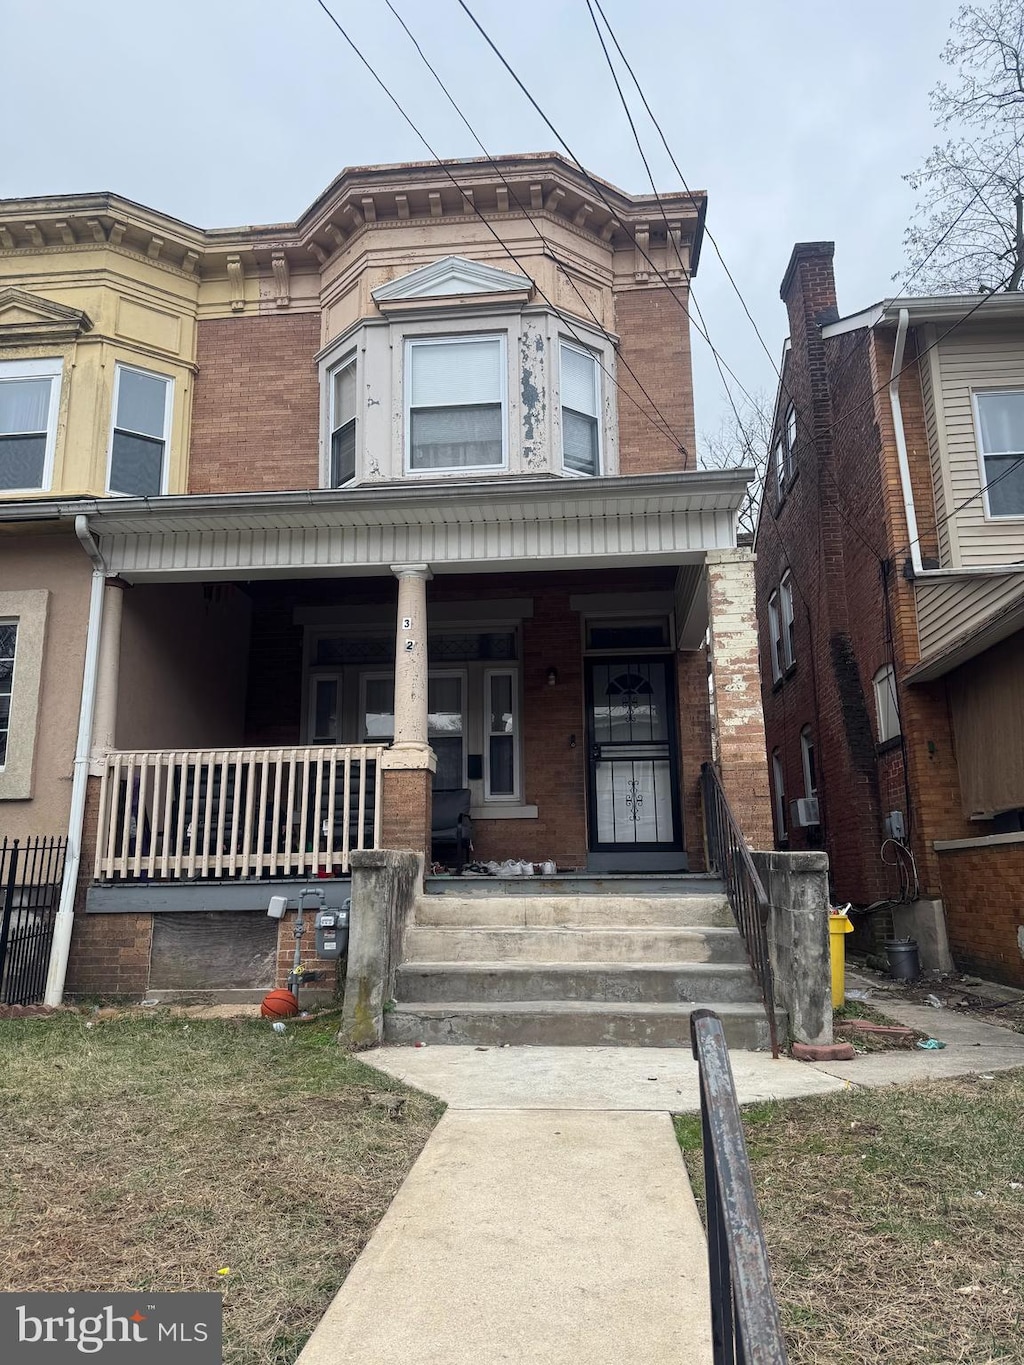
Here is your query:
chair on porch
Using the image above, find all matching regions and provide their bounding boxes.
[431,788,473,874]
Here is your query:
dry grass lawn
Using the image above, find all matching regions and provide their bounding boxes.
[677,1069,1024,1364]
[0,1012,442,1364]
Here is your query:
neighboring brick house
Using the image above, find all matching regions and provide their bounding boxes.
[755,241,1024,987]
[0,154,771,1002]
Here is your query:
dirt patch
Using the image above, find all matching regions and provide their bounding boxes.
[0,1013,443,1364]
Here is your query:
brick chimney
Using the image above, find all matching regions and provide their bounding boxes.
[780,241,838,338]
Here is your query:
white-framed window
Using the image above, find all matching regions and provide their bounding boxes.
[107,363,172,497]
[767,590,783,682]
[973,389,1024,518]
[775,403,797,497]
[329,354,357,487]
[308,674,342,743]
[0,357,62,493]
[780,571,796,668]
[405,334,506,473]
[0,620,16,769]
[560,340,600,476]
[771,748,787,844]
[873,664,901,743]
[800,725,817,798]
[484,668,520,801]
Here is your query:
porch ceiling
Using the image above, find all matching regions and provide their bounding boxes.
[19,471,750,580]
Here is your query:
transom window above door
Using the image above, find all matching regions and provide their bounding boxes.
[406,335,506,472]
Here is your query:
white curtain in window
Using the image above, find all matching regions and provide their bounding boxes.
[0,378,51,434]
[411,338,501,407]
[977,392,1024,453]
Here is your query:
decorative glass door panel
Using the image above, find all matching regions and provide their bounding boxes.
[586,658,682,851]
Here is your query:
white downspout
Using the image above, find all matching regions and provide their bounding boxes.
[888,307,924,576]
[44,516,107,1007]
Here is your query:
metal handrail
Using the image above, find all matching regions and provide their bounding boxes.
[700,762,779,1058]
[691,1009,789,1365]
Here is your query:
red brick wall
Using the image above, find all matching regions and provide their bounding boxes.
[275,910,341,994]
[64,913,153,998]
[614,286,695,474]
[381,767,432,860]
[937,844,1024,986]
[188,314,321,494]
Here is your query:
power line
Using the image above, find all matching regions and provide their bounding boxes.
[581,0,752,443]
[455,0,765,417]
[378,0,689,454]
[311,0,688,455]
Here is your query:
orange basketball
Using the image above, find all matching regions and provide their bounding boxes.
[260,989,299,1019]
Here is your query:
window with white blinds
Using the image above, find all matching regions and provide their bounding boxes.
[560,341,600,475]
[407,335,505,471]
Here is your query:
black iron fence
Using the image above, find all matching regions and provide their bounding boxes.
[700,762,779,1058]
[0,837,67,1006]
[691,1009,789,1364]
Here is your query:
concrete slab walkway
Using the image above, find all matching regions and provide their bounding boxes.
[297,1108,713,1365]
[297,1006,1024,1365]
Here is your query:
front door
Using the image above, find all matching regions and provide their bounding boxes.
[585,657,684,866]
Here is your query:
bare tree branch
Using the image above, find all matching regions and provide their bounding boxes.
[698,391,771,540]
[901,2,1024,292]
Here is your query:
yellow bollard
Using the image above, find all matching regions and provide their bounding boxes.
[829,910,854,1008]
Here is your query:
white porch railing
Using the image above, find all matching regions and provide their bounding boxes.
[93,746,385,881]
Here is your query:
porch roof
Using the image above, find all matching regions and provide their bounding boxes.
[6,470,750,579]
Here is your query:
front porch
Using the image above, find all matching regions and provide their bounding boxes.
[60,473,771,1000]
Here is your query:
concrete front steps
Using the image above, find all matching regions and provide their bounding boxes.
[386,876,784,1050]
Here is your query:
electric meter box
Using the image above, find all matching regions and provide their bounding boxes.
[314,904,350,959]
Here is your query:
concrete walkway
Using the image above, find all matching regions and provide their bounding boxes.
[297,1009,1024,1365]
[298,1108,713,1365]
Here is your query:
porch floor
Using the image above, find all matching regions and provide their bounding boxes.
[424,872,725,897]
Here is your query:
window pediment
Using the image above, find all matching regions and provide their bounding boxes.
[372,255,533,311]
[0,288,93,345]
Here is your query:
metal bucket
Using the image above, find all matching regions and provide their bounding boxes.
[885,938,920,981]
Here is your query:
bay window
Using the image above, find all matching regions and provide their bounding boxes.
[560,341,600,475]
[406,335,505,471]
[107,364,172,497]
[330,356,357,486]
[0,358,61,492]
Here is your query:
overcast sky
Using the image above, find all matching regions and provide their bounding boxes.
[1,0,960,441]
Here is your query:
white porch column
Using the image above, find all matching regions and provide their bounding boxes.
[390,563,433,761]
[89,577,125,774]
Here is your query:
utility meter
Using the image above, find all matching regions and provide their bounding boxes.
[315,902,350,959]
